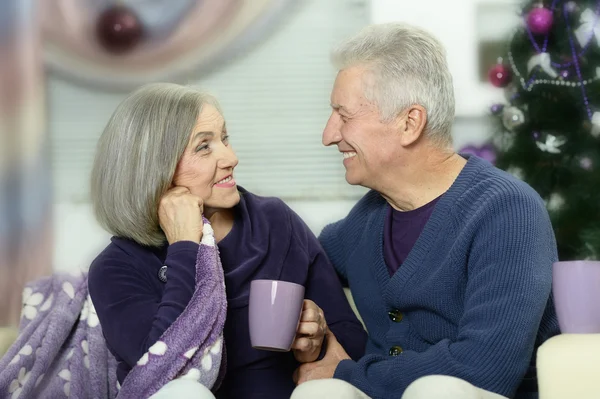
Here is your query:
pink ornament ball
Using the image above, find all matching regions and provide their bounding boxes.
[527,7,554,35]
[488,64,512,88]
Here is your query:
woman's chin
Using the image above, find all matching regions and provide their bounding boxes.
[205,190,241,213]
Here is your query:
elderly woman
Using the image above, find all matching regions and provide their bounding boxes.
[87,83,367,399]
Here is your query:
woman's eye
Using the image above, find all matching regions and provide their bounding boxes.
[195,143,210,152]
[222,135,230,145]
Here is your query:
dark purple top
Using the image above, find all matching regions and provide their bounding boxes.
[383,196,441,276]
[88,187,367,399]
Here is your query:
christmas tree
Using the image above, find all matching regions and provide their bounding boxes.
[485,0,600,261]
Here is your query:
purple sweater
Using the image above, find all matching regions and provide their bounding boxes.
[383,196,441,276]
[88,187,367,399]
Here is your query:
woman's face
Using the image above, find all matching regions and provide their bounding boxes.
[172,104,240,214]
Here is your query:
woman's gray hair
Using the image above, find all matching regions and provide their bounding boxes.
[331,22,455,145]
[90,82,221,247]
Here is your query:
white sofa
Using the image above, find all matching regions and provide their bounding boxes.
[2,291,599,399]
[537,333,600,399]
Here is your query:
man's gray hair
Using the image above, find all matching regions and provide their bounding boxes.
[90,82,221,247]
[331,22,455,145]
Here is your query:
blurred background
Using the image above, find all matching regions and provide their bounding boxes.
[0,0,539,325]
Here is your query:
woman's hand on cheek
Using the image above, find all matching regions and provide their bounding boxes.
[292,300,328,363]
[158,186,204,244]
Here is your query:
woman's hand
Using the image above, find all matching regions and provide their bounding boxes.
[158,187,204,244]
[292,300,328,363]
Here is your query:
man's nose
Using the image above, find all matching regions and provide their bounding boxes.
[322,115,342,146]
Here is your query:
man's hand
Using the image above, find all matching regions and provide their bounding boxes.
[293,331,351,385]
[292,300,328,363]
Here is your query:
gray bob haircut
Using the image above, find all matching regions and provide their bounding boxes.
[91,82,221,247]
[331,22,456,145]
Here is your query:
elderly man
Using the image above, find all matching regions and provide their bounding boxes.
[291,23,559,399]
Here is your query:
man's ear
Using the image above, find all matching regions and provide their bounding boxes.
[396,105,427,146]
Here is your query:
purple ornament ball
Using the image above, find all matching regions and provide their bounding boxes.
[527,7,554,35]
[490,103,504,115]
[565,1,578,13]
[459,144,497,165]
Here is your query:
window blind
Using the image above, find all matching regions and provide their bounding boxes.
[50,0,370,202]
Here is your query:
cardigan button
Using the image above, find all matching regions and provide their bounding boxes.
[388,309,403,322]
[389,345,403,356]
[158,265,167,283]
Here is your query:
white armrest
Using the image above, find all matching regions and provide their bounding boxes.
[537,334,600,399]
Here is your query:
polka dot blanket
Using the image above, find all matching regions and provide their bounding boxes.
[0,220,227,398]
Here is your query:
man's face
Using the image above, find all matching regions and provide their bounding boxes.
[322,67,404,189]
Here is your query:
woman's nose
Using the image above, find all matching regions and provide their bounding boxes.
[218,146,238,169]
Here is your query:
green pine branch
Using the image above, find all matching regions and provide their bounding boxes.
[488,0,600,260]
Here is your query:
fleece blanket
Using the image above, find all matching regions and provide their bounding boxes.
[0,221,227,399]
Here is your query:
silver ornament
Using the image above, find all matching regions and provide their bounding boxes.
[565,1,578,13]
[502,106,525,131]
[545,193,565,212]
[579,156,593,170]
[492,131,516,151]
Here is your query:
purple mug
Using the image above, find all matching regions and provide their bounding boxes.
[248,279,305,351]
[553,261,600,333]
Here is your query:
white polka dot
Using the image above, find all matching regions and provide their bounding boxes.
[184,347,198,359]
[137,353,149,366]
[181,368,201,381]
[27,293,44,306]
[201,354,212,370]
[62,283,74,299]
[22,288,32,303]
[20,345,33,355]
[58,369,71,381]
[23,305,38,320]
[11,387,22,399]
[149,341,167,356]
[40,294,53,312]
[210,339,221,355]
[200,224,215,247]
